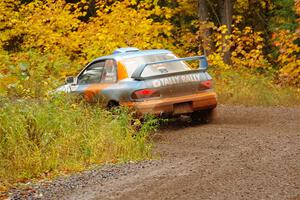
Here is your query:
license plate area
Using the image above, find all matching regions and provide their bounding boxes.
[173,102,193,114]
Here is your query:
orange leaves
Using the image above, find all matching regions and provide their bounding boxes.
[230,25,270,70]
[273,30,300,85]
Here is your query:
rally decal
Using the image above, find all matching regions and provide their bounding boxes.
[151,74,201,88]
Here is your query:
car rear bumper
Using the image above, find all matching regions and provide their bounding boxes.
[121,91,217,116]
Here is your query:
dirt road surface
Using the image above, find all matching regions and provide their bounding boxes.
[10,105,300,200]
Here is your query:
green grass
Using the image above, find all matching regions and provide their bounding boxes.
[212,70,300,106]
[0,95,158,189]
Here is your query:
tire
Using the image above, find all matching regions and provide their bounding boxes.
[191,108,216,124]
[107,100,119,109]
[107,101,120,115]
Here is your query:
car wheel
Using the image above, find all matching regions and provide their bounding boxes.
[191,108,216,124]
[107,100,120,115]
[107,100,119,109]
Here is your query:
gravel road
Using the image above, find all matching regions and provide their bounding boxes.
[9,105,300,200]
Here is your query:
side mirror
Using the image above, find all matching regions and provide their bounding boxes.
[199,57,208,71]
[65,76,75,84]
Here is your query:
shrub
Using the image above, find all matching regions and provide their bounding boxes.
[272,30,300,85]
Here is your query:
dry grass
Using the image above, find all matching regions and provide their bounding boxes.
[212,70,300,107]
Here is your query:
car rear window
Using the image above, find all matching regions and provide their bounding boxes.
[120,53,191,78]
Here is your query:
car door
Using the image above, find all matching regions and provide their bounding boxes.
[74,59,117,103]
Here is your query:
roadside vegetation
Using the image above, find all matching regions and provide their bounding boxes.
[212,69,300,106]
[0,0,299,193]
[0,95,158,191]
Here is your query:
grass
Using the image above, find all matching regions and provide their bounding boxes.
[212,70,300,106]
[0,95,158,190]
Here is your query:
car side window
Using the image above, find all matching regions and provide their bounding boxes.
[101,59,117,83]
[77,61,105,84]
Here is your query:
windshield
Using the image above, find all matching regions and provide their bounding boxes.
[120,53,191,78]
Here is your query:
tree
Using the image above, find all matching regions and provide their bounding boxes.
[197,0,212,55]
[196,0,233,62]
[198,0,209,21]
[218,0,233,64]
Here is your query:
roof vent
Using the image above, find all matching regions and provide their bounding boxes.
[113,47,139,54]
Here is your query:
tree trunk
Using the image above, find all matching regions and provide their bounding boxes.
[218,0,233,64]
[197,0,211,55]
[198,0,209,21]
[219,0,233,32]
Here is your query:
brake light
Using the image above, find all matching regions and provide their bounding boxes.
[199,80,212,90]
[131,89,160,99]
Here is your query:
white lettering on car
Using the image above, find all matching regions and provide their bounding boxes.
[153,80,162,88]
[152,74,201,88]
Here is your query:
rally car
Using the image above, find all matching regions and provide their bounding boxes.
[56,47,217,122]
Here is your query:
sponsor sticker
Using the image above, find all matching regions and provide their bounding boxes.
[151,74,201,88]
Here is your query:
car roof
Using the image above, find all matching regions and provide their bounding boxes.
[92,49,173,62]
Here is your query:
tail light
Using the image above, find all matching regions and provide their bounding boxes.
[199,80,213,90]
[131,89,160,100]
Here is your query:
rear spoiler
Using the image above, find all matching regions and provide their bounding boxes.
[131,55,208,80]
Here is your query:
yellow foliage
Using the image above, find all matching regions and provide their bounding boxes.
[0,0,175,97]
[0,0,299,98]
[0,50,77,98]
[209,19,270,70]
[1,0,82,54]
[172,18,271,72]
[230,25,270,70]
[234,0,273,14]
[208,53,230,70]
[0,0,174,58]
[273,30,300,85]
[77,1,174,60]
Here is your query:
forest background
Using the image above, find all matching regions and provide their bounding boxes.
[0,0,299,102]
